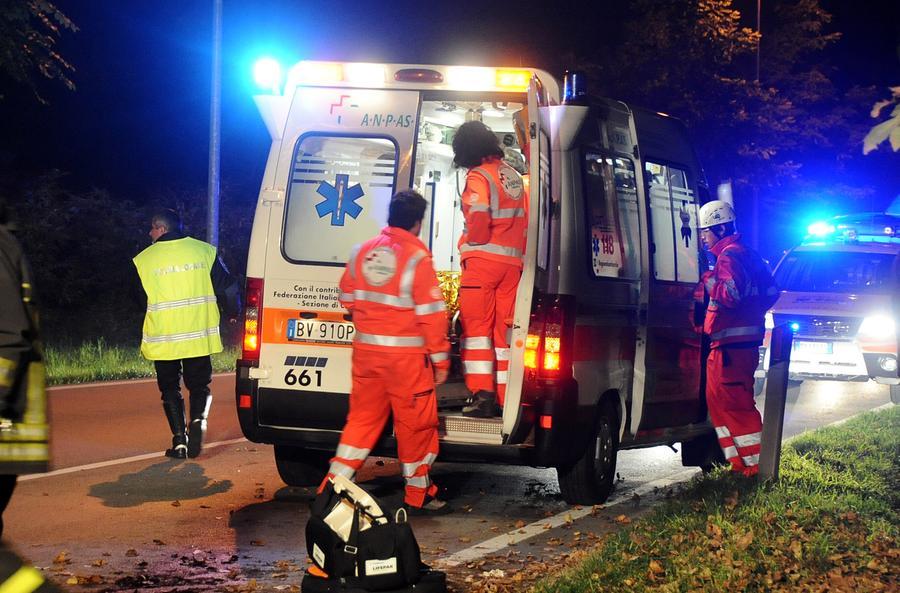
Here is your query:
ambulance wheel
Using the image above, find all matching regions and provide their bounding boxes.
[556,401,618,505]
[274,446,331,487]
[890,384,900,405]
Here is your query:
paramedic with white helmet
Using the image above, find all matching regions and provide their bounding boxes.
[695,200,778,477]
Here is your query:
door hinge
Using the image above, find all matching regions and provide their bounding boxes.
[529,122,537,139]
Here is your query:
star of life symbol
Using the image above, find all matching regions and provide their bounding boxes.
[315,174,364,226]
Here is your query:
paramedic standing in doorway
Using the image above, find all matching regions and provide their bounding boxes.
[696,200,778,477]
[322,191,452,515]
[134,209,239,460]
[453,121,527,418]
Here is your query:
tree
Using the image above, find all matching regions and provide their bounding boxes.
[0,0,77,101]
[863,86,900,154]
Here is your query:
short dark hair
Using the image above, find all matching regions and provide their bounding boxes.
[151,209,182,233]
[452,121,504,168]
[388,190,427,231]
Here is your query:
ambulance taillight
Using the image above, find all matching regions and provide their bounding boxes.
[242,277,264,360]
[540,303,564,378]
[524,296,573,380]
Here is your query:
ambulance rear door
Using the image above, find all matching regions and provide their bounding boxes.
[502,76,546,435]
[256,87,420,430]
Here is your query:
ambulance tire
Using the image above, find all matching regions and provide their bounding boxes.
[274,446,331,487]
[890,384,900,405]
[556,401,618,505]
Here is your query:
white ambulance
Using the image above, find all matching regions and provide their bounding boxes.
[755,212,899,401]
[236,61,722,504]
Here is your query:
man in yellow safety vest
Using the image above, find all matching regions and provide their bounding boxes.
[134,209,239,459]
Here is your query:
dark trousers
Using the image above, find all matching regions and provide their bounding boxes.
[154,356,212,404]
[0,475,16,537]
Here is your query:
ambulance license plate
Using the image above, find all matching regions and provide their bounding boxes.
[287,319,355,345]
[793,341,832,355]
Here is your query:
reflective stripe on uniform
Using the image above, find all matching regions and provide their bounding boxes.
[464,360,494,374]
[335,443,370,460]
[142,326,220,344]
[495,371,508,385]
[347,244,361,280]
[709,325,764,341]
[715,426,731,438]
[405,475,430,489]
[328,460,356,479]
[355,332,424,348]
[0,564,45,593]
[469,204,490,213]
[0,443,49,461]
[459,242,523,259]
[430,351,449,363]
[339,291,354,302]
[354,290,414,308]
[494,207,526,219]
[462,336,492,350]
[733,432,762,448]
[402,453,437,477]
[494,347,510,361]
[415,300,446,315]
[742,454,760,467]
[146,295,217,312]
[399,251,425,300]
[724,279,741,302]
[722,445,738,460]
[472,166,500,213]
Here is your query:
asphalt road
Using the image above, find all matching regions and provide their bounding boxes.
[5,376,894,592]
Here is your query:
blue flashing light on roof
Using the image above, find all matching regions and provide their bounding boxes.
[806,221,835,237]
[790,322,800,332]
[253,58,283,95]
[562,70,587,104]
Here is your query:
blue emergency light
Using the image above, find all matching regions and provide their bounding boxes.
[253,58,283,94]
[790,322,800,332]
[562,70,587,104]
[806,221,835,237]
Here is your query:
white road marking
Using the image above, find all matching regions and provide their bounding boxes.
[439,467,699,568]
[440,401,897,567]
[18,437,249,482]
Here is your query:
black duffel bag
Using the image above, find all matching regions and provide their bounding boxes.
[305,475,437,592]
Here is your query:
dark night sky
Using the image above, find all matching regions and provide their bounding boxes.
[0,0,898,210]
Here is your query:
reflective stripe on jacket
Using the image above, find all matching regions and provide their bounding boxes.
[700,233,778,348]
[339,227,450,366]
[458,157,527,268]
[134,237,223,360]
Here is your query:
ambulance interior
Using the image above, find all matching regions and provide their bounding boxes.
[412,98,528,406]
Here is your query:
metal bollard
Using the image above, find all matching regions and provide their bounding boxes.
[758,324,793,481]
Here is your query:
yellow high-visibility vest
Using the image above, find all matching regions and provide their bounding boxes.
[133,237,223,360]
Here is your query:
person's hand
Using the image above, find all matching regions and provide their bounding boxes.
[434,367,448,385]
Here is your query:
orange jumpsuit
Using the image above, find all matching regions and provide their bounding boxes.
[699,233,778,476]
[324,226,450,507]
[458,157,527,405]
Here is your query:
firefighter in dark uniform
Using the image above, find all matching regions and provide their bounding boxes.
[0,197,49,537]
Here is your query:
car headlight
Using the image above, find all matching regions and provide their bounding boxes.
[764,312,774,330]
[857,315,897,340]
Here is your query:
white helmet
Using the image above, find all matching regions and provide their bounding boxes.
[698,200,736,229]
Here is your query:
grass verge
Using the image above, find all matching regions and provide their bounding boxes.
[533,405,899,593]
[45,340,240,386]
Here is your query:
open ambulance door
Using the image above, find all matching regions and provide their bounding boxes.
[626,110,705,435]
[502,76,545,436]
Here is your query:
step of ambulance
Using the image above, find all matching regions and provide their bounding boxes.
[438,413,503,445]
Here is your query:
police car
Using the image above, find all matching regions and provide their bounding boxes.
[756,212,899,401]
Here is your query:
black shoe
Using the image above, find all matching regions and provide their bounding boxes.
[462,391,500,418]
[165,435,188,459]
[187,419,206,458]
[404,497,453,516]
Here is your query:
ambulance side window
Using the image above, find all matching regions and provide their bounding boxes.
[645,161,698,282]
[283,134,398,266]
[583,152,639,279]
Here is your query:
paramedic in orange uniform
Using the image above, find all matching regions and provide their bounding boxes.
[453,121,527,418]
[322,190,452,515]
[696,200,778,477]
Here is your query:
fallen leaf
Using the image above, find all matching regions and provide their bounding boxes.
[736,529,754,550]
[514,520,526,528]
[66,577,78,585]
[53,552,70,565]
[125,549,139,557]
[649,559,665,574]
[91,559,106,567]
[458,536,471,543]
[614,514,631,524]
[789,540,803,560]
[250,540,265,546]
[171,500,181,507]
[153,539,166,546]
